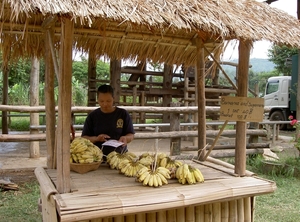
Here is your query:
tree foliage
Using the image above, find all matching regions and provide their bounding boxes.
[267,44,298,75]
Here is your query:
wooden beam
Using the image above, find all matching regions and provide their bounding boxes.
[45,26,56,169]
[235,40,252,176]
[196,39,206,160]
[56,18,74,193]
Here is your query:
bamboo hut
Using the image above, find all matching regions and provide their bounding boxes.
[1,0,300,221]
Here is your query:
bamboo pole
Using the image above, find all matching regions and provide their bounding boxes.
[176,207,185,222]
[235,39,252,176]
[237,198,244,222]
[195,205,204,222]
[185,206,195,222]
[56,18,74,193]
[113,216,124,222]
[1,56,9,134]
[157,210,167,222]
[146,212,156,222]
[87,50,97,106]
[204,204,212,222]
[166,209,176,222]
[221,201,229,222]
[243,197,251,222]
[196,39,206,160]
[44,26,57,169]
[212,202,221,222]
[229,200,237,222]
[29,56,40,158]
[125,214,135,222]
[136,213,146,222]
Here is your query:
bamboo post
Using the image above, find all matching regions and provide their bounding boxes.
[29,56,40,158]
[162,64,173,131]
[88,50,97,106]
[1,57,9,134]
[196,39,206,160]
[114,216,124,222]
[110,60,121,105]
[170,102,181,155]
[146,212,156,222]
[157,210,167,222]
[221,201,229,222]
[183,71,189,141]
[229,200,237,222]
[195,205,204,222]
[204,204,212,222]
[167,209,176,222]
[244,197,251,222]
[56,18,74,193]
[132,86,137,123]
[140,91,145,124]
[185,206,195,222]
[136,213,146,222]
[125,214,135,222]
[237,198,244,222]
[212,202,221,222]
[44,26,57,169]
[235,39,252,176]
[176,207,185,222]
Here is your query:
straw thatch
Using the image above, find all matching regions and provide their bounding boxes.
[0,0,300,65]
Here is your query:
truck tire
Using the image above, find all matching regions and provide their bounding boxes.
[269,111,286,130]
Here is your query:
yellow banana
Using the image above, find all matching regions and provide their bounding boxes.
[193,168,205,183]
[155,174,162,187]
[186,170,194,185]
[137,166,149,177]
[84,158,94,163]
[153,174,158,187]
[138,170,150,182]
[160,157,168,167]
[183,164,189,179]
[148,174,154,187]
[157,167,171,179]
[157,172,168,185]
[143,173,151,186]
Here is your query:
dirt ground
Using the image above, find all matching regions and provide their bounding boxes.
[0,130,299,184]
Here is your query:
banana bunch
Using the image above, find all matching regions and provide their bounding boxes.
[176,163,205,185]
[106,151,136,169]
[160,156,183,169]
[136,166,171,187]
[118,158,145,177]
[70,137,103,163]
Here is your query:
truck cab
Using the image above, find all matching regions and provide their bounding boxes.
[264,76,291,129]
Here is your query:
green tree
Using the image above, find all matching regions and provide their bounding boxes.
[267,44,298,75]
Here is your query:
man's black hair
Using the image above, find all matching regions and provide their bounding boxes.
[97,84,114,96]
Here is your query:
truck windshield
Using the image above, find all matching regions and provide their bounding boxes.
[266,80,279,95]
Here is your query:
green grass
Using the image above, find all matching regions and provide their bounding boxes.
[0,181,42,222]
[255,176,300,222]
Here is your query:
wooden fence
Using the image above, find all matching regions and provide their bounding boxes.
[0,105,284,158]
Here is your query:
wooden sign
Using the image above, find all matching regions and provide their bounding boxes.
[219,96,264,122]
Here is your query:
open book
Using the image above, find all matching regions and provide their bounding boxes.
[102,139,124,148]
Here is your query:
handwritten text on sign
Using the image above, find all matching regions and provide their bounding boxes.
[219,96,264,122]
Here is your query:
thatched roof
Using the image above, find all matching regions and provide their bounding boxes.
[0,0,300,65]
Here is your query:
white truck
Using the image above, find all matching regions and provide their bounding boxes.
[264,55,298,130]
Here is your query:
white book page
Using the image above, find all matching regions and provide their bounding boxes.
[102,140,124,148]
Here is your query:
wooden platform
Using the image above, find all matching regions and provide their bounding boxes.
[35,158,276,222]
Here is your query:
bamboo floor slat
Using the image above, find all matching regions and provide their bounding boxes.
[39,159,276,222]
